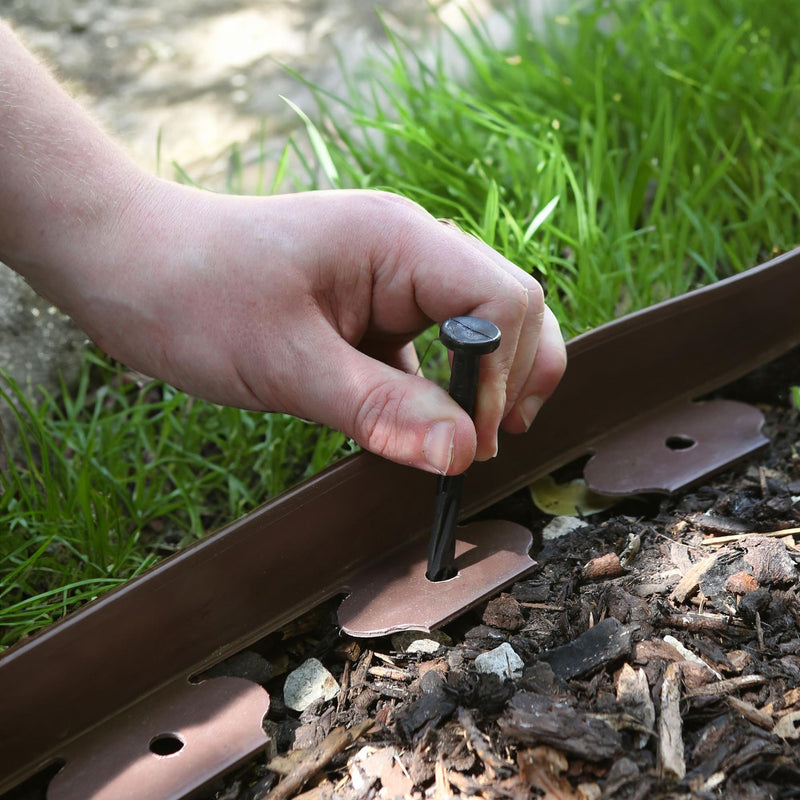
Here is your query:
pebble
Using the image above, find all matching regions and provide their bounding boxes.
[283,658,339,712]
[474,642,524,680]
[391,629,452,653]
[542,515,588,540]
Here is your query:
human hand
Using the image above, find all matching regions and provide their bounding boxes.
[37,184,566,475]
[0,24,564,475]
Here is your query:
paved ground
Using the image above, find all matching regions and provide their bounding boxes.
[5,0,505,186]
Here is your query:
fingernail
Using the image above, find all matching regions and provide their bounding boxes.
[424,420,456,475]
[518,395,544,430]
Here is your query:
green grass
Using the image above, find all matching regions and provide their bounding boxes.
[283,0,800,335]
[0,355,355,647]
[4,0,800,648]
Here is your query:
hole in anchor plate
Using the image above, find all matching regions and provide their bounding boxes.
[665,434,696,451]
[425,565,459,583]
[149,733,184,757]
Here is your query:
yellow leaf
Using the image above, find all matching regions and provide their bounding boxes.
[529,475,618,517]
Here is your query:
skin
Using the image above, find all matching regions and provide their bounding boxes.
[0,21,566,476]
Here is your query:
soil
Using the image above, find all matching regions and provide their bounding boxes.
[199,351,800,800]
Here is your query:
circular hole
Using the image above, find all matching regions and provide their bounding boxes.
[665,434,696,451]
[425,566,459,583]
[149,733,185,757]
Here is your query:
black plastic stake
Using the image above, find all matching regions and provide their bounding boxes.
[426,316,501,581]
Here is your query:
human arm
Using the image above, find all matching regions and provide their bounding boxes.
[0,21,566,475]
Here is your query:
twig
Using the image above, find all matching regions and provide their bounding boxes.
[700,527,800,546]
[755,610,765,651]
[685,674,766,699]
[658,611,748,635]
[336,659,350,716]
[727,696,774,731]
[368,665,412,682]
[265,719,373,800]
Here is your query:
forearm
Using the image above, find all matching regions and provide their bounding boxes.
[0,21,148,311]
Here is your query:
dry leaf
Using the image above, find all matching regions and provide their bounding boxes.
[530,475,618,517]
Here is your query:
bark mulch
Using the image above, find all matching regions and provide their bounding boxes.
[208,360,800,799]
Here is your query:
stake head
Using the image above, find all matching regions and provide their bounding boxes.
[440,317,501,355]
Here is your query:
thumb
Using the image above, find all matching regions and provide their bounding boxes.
[294,336,477,475]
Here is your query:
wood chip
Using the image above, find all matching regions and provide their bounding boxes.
[458,707,510,782]
[670,554,718,602]
[761,686,800,715]
[265,719,373,800]
[433,755,454,798]
[499,692,622,762]
[483,594,525,631]
[582,553,625,581]
[662,634,722,679]
[539,617,635,680]
[518,746,584,799]
[632,638,683,665]
[658,662,685,781]
[773,709,800,740]
[615,664,654,748]
[725,649,753,674]
[724,571,760,594]
[742,537,798,585]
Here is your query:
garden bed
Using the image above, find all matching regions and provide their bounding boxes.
[202,353,800,800]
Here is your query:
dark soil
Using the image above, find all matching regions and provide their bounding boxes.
[196,352,800,800]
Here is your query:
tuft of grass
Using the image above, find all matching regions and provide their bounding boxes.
[285,0,800,336]
[0,355,355,647]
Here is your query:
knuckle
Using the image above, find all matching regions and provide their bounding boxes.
[351,380,408,458]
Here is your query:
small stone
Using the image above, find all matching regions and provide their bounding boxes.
[406,639,442,654]
[283,658,339,712]
[391,629,452,653]
[542,515,588,540]
[474,642,524,680]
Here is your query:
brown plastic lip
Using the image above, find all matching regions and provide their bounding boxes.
[2,247,800,791]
